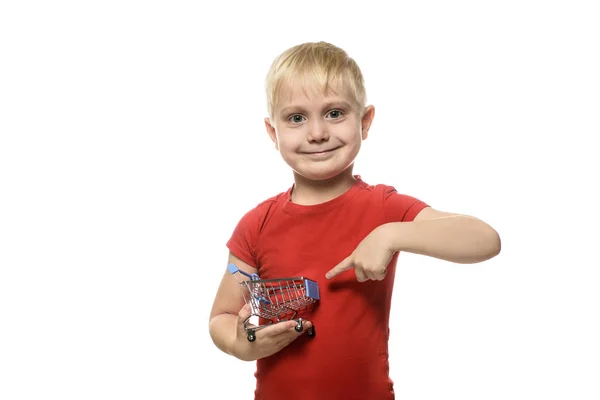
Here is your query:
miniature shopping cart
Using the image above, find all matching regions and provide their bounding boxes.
[228,263,320,342]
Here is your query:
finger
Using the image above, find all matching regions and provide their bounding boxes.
[237,303,252,320]
[236,304,253,330]
[257,319,313,340]
[326,256,354,279]
[279,321,314,346]
[355,267,369,282]
[255,320,298,338]
[365,268,386,281]
[376,269,388,281]
[365,269,378,281]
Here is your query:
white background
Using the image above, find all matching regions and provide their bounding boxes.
[1,1,599,399]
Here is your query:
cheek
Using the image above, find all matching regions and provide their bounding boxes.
[336,125,362,143]
[334,118,361,135]
[346,139,362,158]
[277,132,302,150]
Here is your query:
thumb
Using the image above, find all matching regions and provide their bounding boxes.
[326,256,354,279]
[237,304,252,328]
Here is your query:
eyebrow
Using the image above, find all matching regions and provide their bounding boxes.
[279,101,353,116]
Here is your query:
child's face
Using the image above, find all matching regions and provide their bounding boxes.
[265,80,374,182]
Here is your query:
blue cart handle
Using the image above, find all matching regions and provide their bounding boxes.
[228,263,260,281]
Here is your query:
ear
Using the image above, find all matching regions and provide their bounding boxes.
[264,117,279,150]
[361,105,375,140]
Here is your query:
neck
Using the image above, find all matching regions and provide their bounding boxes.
[290,166,356,205]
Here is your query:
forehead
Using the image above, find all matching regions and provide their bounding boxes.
[275,78,355,110]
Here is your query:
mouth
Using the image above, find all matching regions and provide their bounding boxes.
[302,146,341,155]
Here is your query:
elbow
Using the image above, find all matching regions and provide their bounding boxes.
[461,226,500,264]
[492,230,501,257]
[481,227,501,261]
[208,315,228,353]
[208,317,219,346]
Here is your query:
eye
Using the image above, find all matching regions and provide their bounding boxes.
[289,114,305,124]
[326,109,344,119]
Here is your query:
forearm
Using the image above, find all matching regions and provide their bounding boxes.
[385,215,501,264]
[209,313,252,361]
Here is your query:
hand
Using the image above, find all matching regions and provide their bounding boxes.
[326,224,395,282]
[233,304,312,361]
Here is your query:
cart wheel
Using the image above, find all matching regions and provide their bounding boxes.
[307,326,315,338]
[295,321,303,332]
[247,331,256,342]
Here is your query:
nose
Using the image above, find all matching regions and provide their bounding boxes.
[307,119,329,143]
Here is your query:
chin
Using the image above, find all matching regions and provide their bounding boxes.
[296,172,338,181]
[284,152,357,182]
[293,165,353,182]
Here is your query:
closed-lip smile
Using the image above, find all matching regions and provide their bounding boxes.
[303,146,340,154]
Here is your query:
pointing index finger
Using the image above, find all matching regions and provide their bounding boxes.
[326,256,353,279]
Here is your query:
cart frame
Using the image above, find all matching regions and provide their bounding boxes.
[228,263,320,341]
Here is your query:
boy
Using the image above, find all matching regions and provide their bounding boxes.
[209,41,501,399]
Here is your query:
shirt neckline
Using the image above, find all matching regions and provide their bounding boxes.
[281,175,367,216]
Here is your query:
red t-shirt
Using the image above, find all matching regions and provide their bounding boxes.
[227,176,428,400]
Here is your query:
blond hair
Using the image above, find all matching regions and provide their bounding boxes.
[265,42,366,118]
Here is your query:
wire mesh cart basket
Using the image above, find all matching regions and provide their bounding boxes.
[228,263,320,342]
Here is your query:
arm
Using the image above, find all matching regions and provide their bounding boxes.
[208,252,257,360]
[326,207,501,281]
[209,251,311,361]
[387,207,501,264]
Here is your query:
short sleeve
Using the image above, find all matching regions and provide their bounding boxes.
[382,186,429,223]
[226,207,261,268]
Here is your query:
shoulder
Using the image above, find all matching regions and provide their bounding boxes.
[227,189,290,267]
[236,190,289,231]
[360,179,429,222]
[355,177,414,201]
